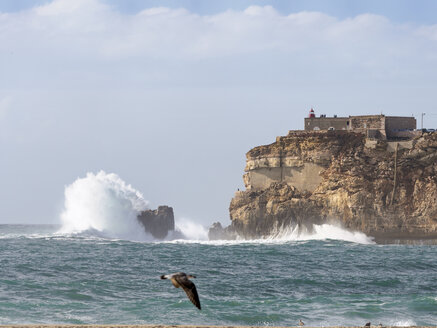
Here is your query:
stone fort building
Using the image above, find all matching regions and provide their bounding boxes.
[304,108,417,139]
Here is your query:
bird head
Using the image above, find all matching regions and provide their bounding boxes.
[188,274,196,279]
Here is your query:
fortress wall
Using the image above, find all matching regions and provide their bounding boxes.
[350,115,385,130]
[304,117,349,131]
[385,116,416,130]
[389,130,422,139]
[385,116,417,138]
[301,115,417,140]
[350,116,386,139]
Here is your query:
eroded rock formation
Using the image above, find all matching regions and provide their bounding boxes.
[208,222,237,240]
[217,130,437,243]
[137,205,175,239]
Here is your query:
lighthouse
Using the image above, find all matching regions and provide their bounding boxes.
[308,108,315,118]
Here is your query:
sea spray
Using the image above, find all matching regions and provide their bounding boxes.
[173,217,208,241]
[165,222,375,245]
[267,222,375,244]
[59,171,209,241]
[59,171,151,240]
[200,221,375,245]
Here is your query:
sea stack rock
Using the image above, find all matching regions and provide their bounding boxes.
[137,206,175,239]
[226,130,437,243]
[208,222,237,240]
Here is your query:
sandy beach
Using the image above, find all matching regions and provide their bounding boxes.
[0,325,436,328]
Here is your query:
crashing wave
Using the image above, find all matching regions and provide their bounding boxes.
[203,222,375,245]
[266,223,375,244]
[58,171,208,242]
[59,171,151,241]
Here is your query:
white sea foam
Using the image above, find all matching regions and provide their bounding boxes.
[173,217,208,241]
[388,319,417,327]
[266,223,375,244]
[59,171,152,241]
[185,222,375,245]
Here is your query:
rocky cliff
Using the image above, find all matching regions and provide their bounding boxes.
[137,206,175,239]
[213,131,437,243]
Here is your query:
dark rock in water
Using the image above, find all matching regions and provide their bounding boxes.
[208,222,225,240]
[137,206,174,239]
[208,221,238,240]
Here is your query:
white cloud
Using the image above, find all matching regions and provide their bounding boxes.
[1,1,435,102]
[243,5,278,16]
[1,0,436,64]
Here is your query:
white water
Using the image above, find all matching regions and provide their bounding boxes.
[173,217,208,241]
[389,319,417,327]
[169,223,374,245]
[58,171,374,244]
[266,223,375,244]
[59,171,152,240]
[59,171,208,241]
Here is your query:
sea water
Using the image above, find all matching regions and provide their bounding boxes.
[0,172,435,325]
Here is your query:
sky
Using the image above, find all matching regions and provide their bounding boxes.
[1,0,437,226]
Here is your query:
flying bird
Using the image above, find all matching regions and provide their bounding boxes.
[160,272,201,310]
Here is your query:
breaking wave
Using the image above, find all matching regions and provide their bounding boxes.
[173,217,208,241]
[389,320,417,327]
[59,171,151,241]
[266,223,375,244]
[197,223,375,245]
[58,171,209,242]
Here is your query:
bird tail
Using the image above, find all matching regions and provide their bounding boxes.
[160,275,167,279]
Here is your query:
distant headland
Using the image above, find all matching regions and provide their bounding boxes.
[209,109,437,244]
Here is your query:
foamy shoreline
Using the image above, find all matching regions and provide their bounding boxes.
[0,325,435,328]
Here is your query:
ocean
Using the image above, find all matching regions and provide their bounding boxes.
[0,172,436,326]
[0,224,436,326]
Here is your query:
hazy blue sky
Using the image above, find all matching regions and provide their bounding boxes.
[1,0,437,226]
[2,0,437,23]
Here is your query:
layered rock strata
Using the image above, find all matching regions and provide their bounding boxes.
[215,131,437,243]
[137,206,175,239]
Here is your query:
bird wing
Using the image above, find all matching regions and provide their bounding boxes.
[174,275,201,310]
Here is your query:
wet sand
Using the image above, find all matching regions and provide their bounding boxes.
[0,325,435,328]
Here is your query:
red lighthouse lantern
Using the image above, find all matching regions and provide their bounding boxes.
[309,108,315,118]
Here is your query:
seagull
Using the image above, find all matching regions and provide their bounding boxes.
[160,272,201,310]
[299,319,305,326]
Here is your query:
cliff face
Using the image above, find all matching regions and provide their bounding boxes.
[226,131,437,243]
[137,206,175,239]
